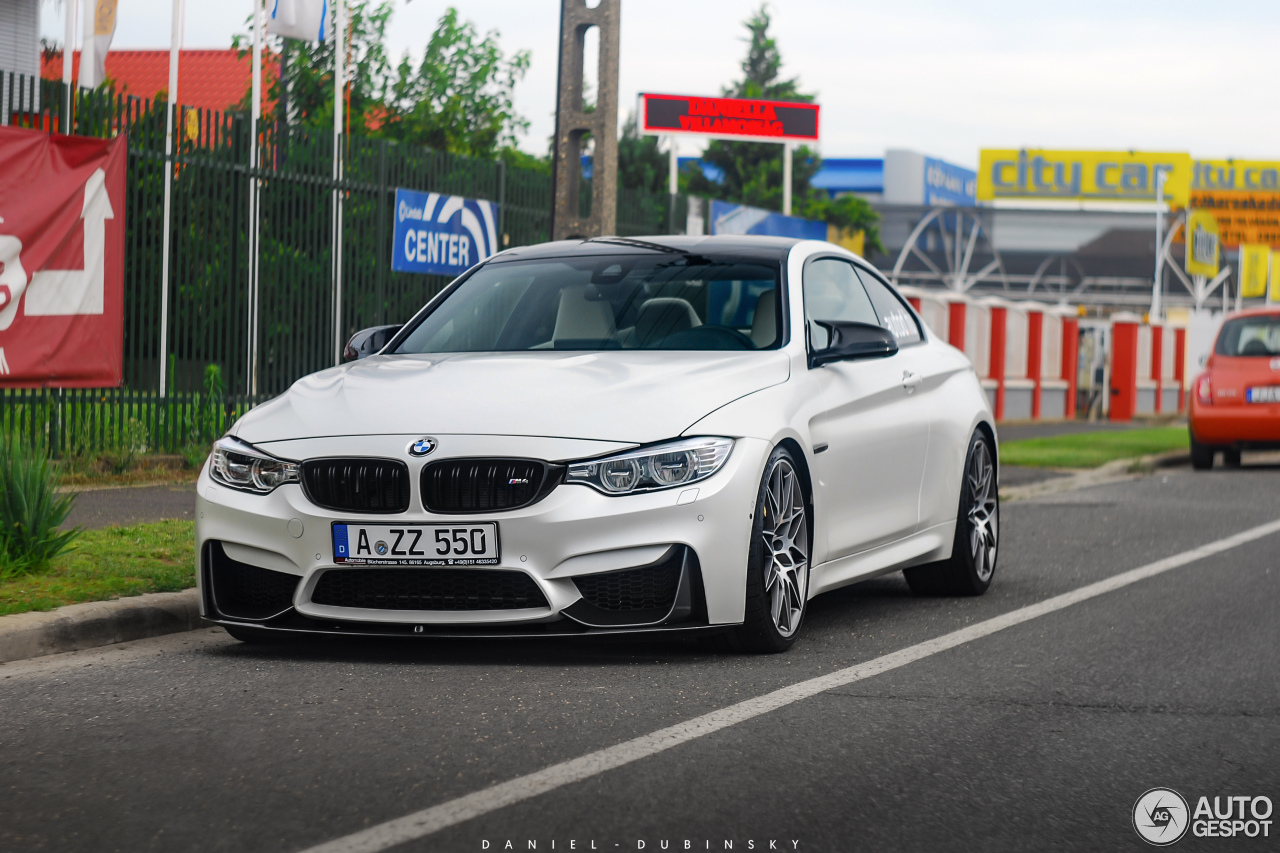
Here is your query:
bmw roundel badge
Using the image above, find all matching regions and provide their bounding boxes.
[409,437,438,457]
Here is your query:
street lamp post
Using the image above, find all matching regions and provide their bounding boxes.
[1151,169,1168,320]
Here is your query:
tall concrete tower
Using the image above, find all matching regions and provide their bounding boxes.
[549,0,620,240]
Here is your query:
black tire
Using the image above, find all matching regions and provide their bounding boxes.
[905,431,998,597]
[1222,447,1242,468]
[1190,433,1215,470]
[222,624,284,644]
[727,446,812,653]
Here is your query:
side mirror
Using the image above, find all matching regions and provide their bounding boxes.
[810,320,898,367]
[343,325,402,362]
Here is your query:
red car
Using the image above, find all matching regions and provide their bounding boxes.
[1189,307,1280,469]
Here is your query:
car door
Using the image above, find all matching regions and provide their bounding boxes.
[804,257,932,559]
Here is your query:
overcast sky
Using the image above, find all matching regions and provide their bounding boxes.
[40,0,1280,167]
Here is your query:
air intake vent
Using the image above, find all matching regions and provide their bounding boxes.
[301,458,410,514]
[311,568,550,611]
[562,546,697,628]
[206,542,300,620]
[421,458,561,514]
[573,560,683,612]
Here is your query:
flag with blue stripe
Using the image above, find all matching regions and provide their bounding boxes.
[267,0,328,42]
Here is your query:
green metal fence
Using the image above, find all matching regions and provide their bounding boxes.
[0,72,685,454]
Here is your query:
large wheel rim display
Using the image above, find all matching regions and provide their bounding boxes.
[762,458,809,638]
[967,441,998,582]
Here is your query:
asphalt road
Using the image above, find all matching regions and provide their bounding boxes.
[62,483,196,530]
[6,464,1279,852]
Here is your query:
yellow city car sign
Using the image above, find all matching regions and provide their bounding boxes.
[977,150,1192,205]
[1194,159,1280,192]
[1239,244,1270,298]
[1185,209,1221,277]
[1272,251,1280,303]
[1189,159,1280,248]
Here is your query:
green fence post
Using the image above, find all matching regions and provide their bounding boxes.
[498,159,506,250]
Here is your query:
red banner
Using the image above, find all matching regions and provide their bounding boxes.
[0,127,126,387]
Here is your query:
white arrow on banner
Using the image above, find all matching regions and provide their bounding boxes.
[24,168,115,317]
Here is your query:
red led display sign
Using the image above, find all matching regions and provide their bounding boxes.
[639,93,820,144]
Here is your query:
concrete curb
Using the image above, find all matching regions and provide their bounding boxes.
[0,588,202,664]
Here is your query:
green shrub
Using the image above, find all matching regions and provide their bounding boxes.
[99,416,150,473]
[0,439,81,578]
[180,443,210,470]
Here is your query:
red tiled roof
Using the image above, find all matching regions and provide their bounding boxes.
[42,49,278,115]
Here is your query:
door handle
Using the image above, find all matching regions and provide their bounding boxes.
[902,371,922,392]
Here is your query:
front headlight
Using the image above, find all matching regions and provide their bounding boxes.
[210,436,299,494]
[566,437,734,495]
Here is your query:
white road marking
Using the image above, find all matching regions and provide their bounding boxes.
[299,517,1280,853]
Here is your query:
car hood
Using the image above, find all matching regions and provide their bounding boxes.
[234,351,791,445]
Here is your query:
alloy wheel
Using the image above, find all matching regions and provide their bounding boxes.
[762,458,809,638]
[967,441,998,582]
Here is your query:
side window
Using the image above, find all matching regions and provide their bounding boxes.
[854,267,923,346]
[803,258,878,349]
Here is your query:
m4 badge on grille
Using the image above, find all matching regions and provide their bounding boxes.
[509,478,529,485]
[408,437,438,457]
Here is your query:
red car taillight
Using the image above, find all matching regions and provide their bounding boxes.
[1195,374,1213,405]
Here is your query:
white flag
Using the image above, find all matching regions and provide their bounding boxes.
[79,0,120,89]
[267,0,328,42]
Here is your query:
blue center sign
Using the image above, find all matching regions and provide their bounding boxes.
[391,188,500,276]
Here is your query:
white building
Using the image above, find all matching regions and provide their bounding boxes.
[0,0,40,77]
[1,0,42,119]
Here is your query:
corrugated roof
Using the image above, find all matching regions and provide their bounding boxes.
[41,49,278,114]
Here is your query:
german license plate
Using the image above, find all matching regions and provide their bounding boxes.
[1246,386,1280,403]
[332,523,499,566]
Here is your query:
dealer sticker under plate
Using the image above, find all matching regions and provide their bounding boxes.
[332,522,500,566]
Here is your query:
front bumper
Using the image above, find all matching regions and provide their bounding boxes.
[195,436,769,636]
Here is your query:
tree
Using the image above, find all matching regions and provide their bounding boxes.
[617,112,667,193]
[238,4,530,160]
[380,8,530,157]
[236,1,395,134]
[685,4,882,252]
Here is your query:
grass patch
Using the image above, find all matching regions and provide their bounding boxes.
[0,520,195,617]
[1000,426,1190,469]
[55,456,200,488]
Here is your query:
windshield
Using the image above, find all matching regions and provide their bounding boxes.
[393,254,783,353]
[1215,315,1280,357]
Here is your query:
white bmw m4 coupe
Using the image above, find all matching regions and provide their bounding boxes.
[196,236,998,652]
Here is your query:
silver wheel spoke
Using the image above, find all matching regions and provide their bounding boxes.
[966,442,998,582]
[760,458,808,638]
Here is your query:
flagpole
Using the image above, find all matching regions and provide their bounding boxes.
[61,0,76,131]
[79,0,94,91]
[248,0,263,396]
[159,0,184,398]
[331,0,346,366]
